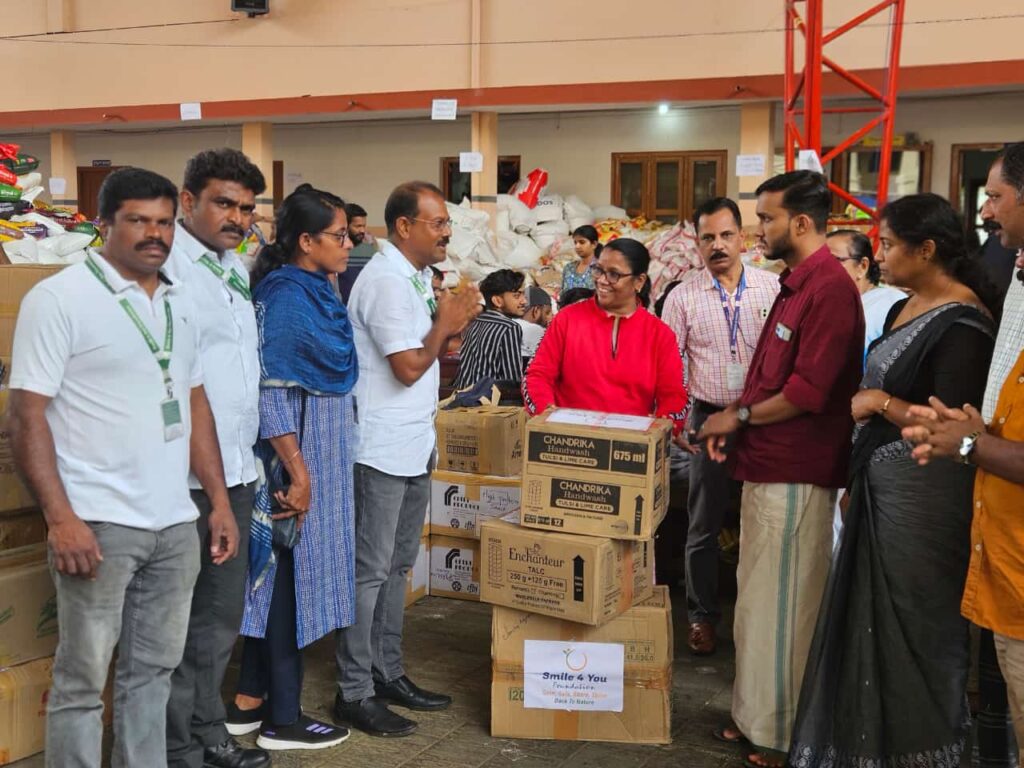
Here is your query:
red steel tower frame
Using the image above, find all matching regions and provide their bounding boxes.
[784,0,907,234]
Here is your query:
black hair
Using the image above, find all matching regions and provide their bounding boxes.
[251,183,346,287]
[693,197,742,233]
[479,269,525,310]
[384,181,444,236]
[98,167,178,222]
[430,265,444,281]
[345,202,368,220]
[880,193,1000,318]
[182,148,266,197]
[828,228,879,285]
[755,170,831,232]
[558,287,594,309]
[653,280,683,318]
[997,142,1024,202]
[602,238,652,307]
[571,224,603,258]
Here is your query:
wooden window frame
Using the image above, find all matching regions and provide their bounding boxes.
[949,142,1006,214]
[439,155,521,203]
[829,141,933,215]
[610,150,728,223]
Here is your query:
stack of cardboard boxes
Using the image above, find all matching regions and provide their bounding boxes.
[441,405,675,744]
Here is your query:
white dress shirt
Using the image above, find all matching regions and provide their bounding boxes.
[349,241,438,477]
[165,222,259,488]
[10,251,202,530]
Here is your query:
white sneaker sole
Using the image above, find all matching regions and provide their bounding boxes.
[225,721,262,736]
[256,730,350,751]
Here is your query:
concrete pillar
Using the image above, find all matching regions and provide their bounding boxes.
[241,122,274,218]
[737,103,775,228]
[470,112,498,235]
[45,0,72,34]
[49,130,77,210]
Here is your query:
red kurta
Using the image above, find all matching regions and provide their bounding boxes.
[522,298,687,432]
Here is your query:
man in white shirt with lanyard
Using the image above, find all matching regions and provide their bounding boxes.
[662,196,779,657]
[163,149,270,768]
[334,181,481,737]
[7,167,238,768]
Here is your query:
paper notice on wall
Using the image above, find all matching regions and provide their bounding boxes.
[736,154,766,177]
[179,102,202,121]
[48,177,67,196]
[546,409,654,431]
[523,640,624,712]
[431,99,458,121]
[459,151,483,173]
[797,149,824,173]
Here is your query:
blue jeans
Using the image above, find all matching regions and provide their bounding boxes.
[46,520,200,768]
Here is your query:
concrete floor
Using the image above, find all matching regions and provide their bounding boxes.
[15,583,744,768]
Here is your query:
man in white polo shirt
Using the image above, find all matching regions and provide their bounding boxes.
[334,181,481,737]
[164,149,269,768]
[7,167,238,768]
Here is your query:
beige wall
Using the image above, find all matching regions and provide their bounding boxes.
[2,0,1022,113]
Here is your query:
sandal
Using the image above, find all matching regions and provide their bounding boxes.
[712,725,748,744]
[743,751,788,768]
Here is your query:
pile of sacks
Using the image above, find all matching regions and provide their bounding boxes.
[0,143,98,265]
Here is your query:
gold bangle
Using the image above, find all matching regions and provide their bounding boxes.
[880,396,892,415]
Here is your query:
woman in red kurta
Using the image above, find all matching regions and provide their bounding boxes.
[523,238,687,432]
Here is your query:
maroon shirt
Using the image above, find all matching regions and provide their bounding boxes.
[735,244,865,488]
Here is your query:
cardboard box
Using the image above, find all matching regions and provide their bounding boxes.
[429,535,480,601]
[404,535,429,608]
[490,587,673,744]
[435,406,526,477]
[479,517,653,625]
[520,409,672,540]
[430,470,520,539]
[0,544,58,668]
[0,656,52,764]
[0,508,46,552]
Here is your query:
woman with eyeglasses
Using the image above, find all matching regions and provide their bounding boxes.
[523,237,687,431]
[229,184,357,751]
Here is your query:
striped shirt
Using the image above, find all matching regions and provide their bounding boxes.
[454,309,524,388]
[662,265,780,407]
[983,252,1024,423]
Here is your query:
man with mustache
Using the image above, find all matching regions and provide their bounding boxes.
[661,197,778,656]
[337,202,376,303]
[164,149,271,768]
[334,181,482,736]
[7,167,237,767]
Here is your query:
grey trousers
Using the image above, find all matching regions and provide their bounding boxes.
[46,520,200,768]
[685,400,740,625]
[166,484,254,768]
[334,461,430,702]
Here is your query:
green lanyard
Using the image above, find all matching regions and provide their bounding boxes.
[85,255,175,398]
[410,273,437,315]
[197,254,252,301]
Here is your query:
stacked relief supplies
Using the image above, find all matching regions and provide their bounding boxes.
[479,408,674,744]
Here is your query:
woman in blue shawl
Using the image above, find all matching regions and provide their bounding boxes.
[229,185,358,752]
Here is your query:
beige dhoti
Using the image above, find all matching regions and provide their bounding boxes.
[731,481,835,752]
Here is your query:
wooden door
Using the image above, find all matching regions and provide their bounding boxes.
[76,166,122,220]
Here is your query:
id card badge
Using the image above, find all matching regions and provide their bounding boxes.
[726,362,747,391]
[161,397,185,442]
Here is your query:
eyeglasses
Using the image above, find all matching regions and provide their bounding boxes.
[319,228,349,243]
[834,256,862,263]
[411,217,454,232]
[588,264,637,285]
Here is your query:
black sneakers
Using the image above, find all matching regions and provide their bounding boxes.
[257,714,350,751]
[333,693,418,737]
[225,700,269,737]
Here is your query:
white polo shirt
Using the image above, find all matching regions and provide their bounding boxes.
[349,241,438,477]
[165,222,259,488]
[10,250,203,530]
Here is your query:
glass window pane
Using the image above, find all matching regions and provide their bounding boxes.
[619,162,643,211]
[447,166,471,204]
[656,162,680,211]
[498,159,520,194]
[691,160,719,211]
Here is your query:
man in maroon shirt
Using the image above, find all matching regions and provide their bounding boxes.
[699,170,864,766]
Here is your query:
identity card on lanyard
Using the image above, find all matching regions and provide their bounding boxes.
[410,272,438,316]
[85,256,185,442]
[713,270,747,391]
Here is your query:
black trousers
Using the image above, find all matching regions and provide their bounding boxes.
[236,549,303,727]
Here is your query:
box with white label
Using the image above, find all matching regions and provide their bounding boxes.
[430,470,520,539]
[429,535,480,601]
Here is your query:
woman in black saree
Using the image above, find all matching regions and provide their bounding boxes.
[789,194,998,768]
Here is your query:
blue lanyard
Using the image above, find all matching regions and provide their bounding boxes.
[711,270,746,357]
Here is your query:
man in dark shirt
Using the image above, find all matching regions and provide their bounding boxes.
[699,170,864,765]
[453,269,526,389]
[337,202,377,303]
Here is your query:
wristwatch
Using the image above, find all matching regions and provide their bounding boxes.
[958,430,982,465]
[736,405,752,428]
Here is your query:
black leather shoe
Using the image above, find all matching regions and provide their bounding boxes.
[203,737,272,768]
[332,694,417,737]
[373,674,452,711]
